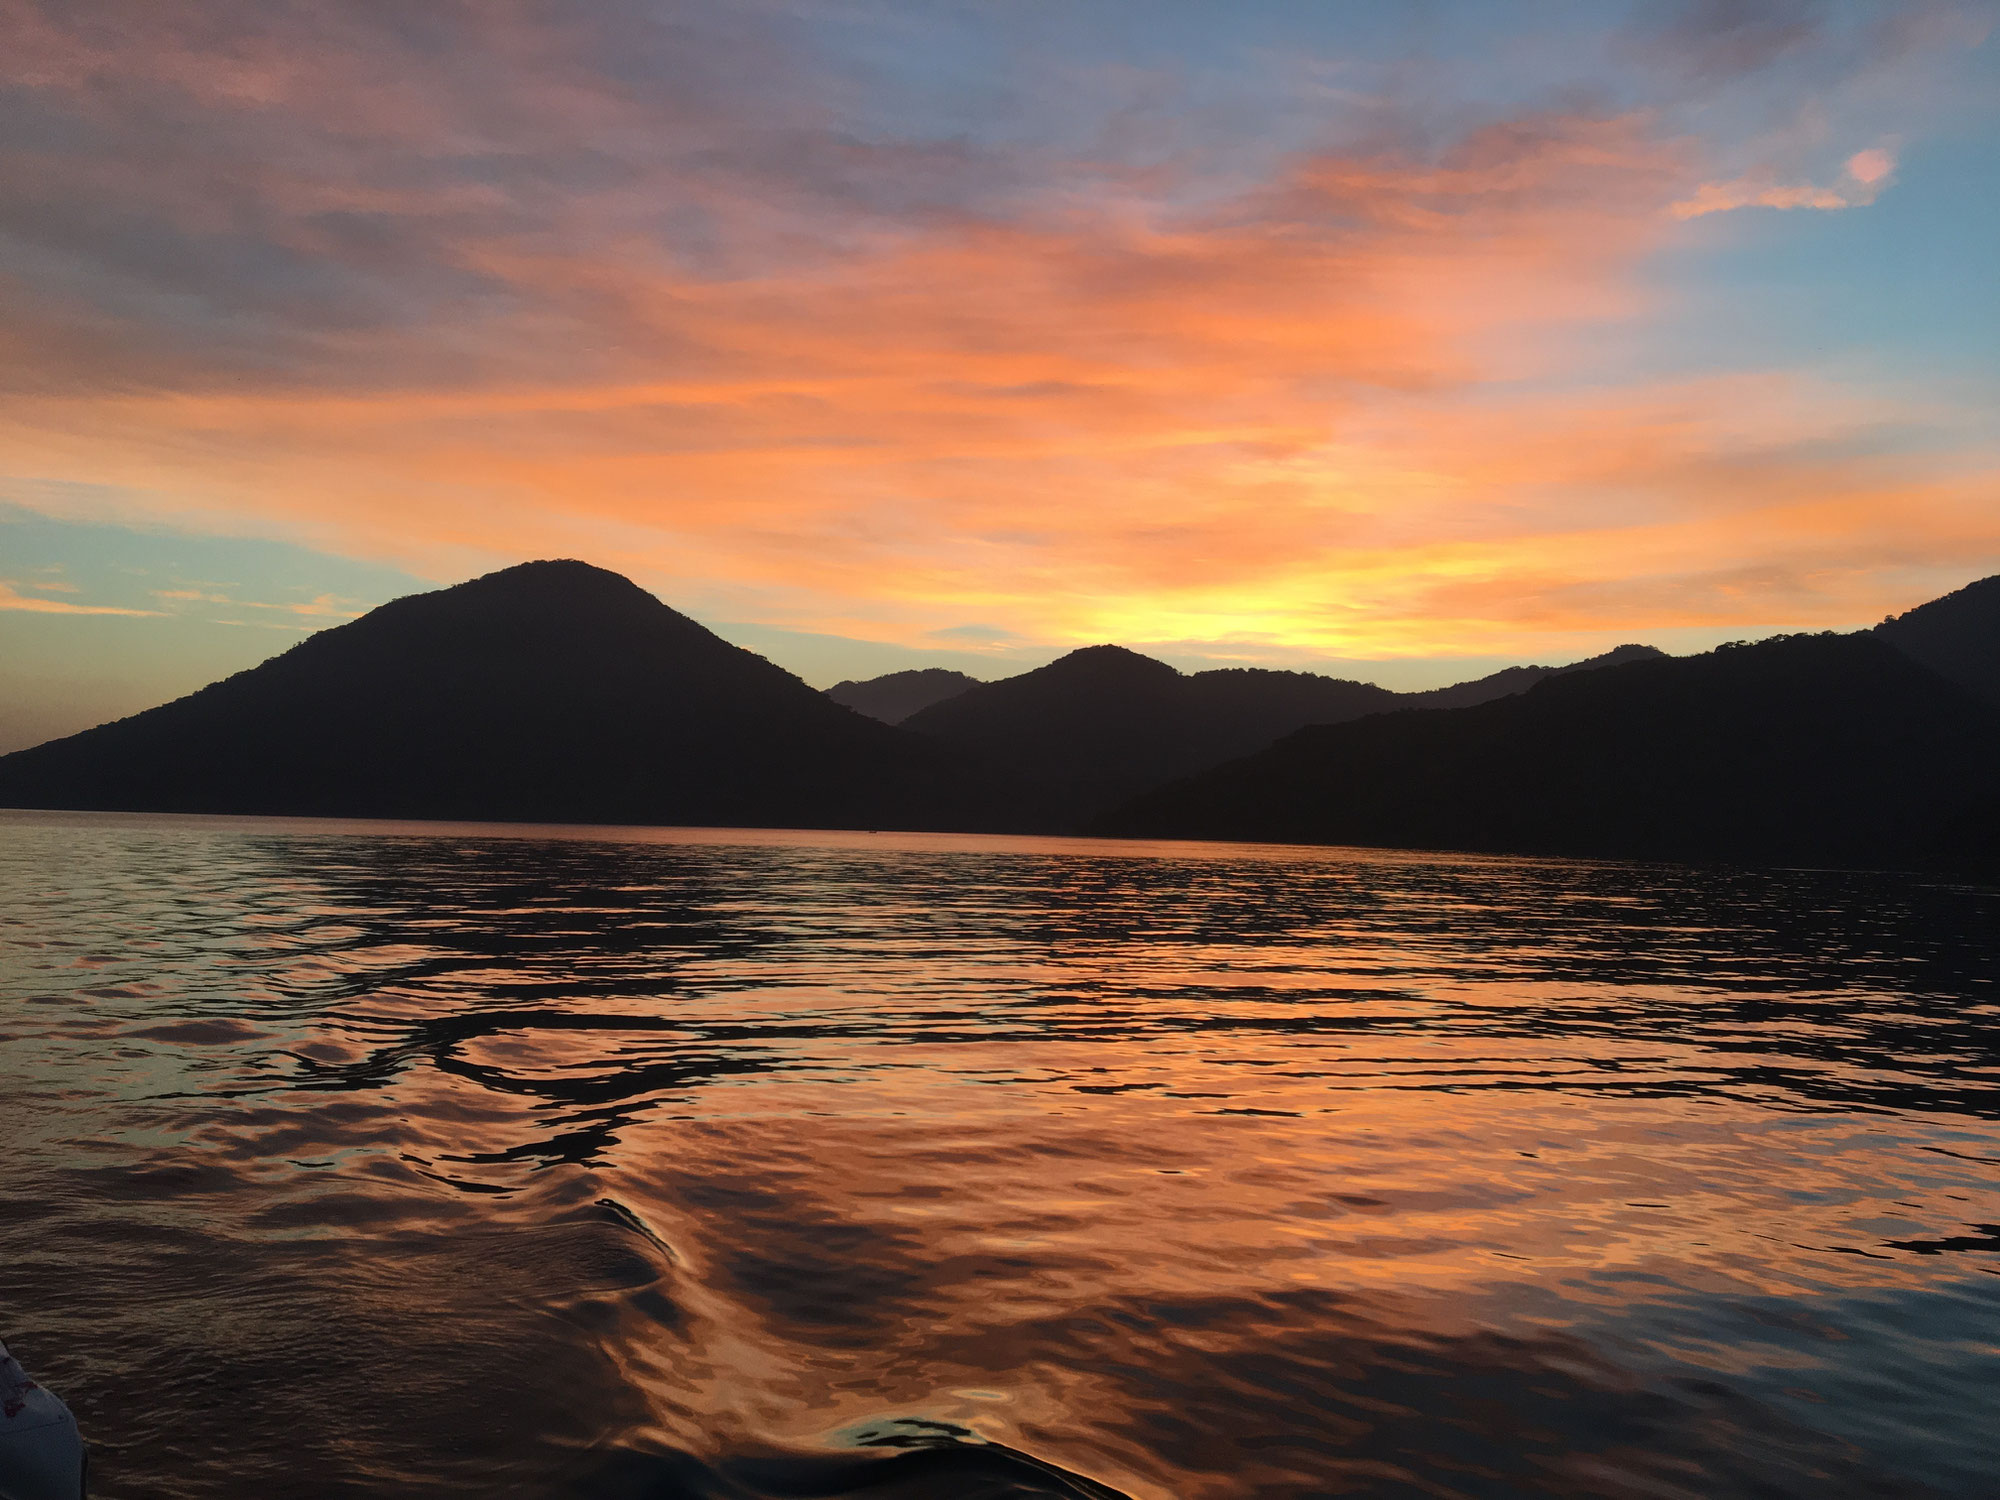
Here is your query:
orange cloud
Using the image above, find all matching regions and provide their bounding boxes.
[0,5,1991,665]
[0,580,159,616]
[151,588,359,617]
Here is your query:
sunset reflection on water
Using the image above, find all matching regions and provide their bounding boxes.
[2,812,1996,1498]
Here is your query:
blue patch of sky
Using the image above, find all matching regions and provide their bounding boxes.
[0,503,436,751]
[1641,134,2000,386]
[0,500,426,617]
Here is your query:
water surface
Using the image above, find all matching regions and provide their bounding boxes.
[2,811,1997,1498]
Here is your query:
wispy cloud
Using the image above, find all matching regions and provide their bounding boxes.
[0,580,159,615]
[1672,146,1898,217]
[152,587,364,619]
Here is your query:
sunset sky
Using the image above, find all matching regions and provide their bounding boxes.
[3,0,1997,750]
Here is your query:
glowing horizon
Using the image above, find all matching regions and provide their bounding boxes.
[2,1,1997,743]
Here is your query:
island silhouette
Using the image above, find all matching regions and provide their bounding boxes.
[2,560,1994,873]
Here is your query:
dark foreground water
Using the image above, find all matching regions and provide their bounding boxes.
[2,812,1997,1500]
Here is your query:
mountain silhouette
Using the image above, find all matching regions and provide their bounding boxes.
[11,559,1992,867]
[1097,630,2000,874]
[895,642,1677,831]
[1876,573,2000,707]
[825,668,981,724]
[1404,643,1666,710]
[0,561,988,830]
[898,646,1402,830]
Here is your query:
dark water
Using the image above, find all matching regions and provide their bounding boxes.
[3,812,1998,1500]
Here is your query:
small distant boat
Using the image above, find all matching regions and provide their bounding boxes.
[0,1342,85,1500]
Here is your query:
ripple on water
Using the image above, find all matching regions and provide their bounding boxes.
[1,811,1997,1499]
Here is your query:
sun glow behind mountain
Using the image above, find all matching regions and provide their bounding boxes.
[1,0,1997,736]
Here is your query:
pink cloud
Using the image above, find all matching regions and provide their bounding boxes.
[1845,147,1896,185]
[1670,143,1898,219]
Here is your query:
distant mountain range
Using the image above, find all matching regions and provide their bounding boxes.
[1100,612,2000,875]
[898,646,1397,829]
[833,642,1666,827]
[824,643,1665,727]
[3,561,1994,874]
[1397,642,1666,710]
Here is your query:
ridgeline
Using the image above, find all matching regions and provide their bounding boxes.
[5,561,1995,875]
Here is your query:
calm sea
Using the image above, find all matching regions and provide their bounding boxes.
[2,811,1997,1499]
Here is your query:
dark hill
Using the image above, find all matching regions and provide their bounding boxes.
[1097,631,2000,875]
[0,560,989,830]
[900,646,1400,830]
[825,667,980,724]
[1876,573,2000,707]
[896,641,1675,832]
[1185,667,1402,757]
[1406,643,1666,710]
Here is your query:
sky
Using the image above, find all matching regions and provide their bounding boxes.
[2,0,1997,751]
